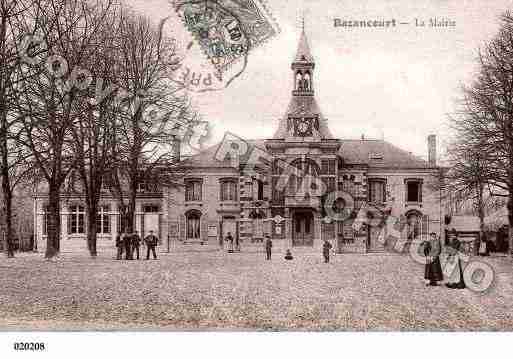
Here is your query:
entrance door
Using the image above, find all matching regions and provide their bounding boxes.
[222,217,236,239]
[292,211,314,246]
[144,214,160,239]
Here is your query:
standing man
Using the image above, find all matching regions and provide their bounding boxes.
[323,239,332,263]
[132,231,141,260]
[144,230,158,260]
[265,235,272,260]
[235,233,240,252]
[226,232,234,253]
[115,232,123,260]
[123,230,132,260]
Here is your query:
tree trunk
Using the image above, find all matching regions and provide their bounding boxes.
[45,184,61,258]
[86,203,98,257]
[127,189,136,233]
[1,145,14,258]
[508,196,513,257]
[477,183,485,256]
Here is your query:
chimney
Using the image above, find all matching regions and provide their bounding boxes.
[428,134,436,167]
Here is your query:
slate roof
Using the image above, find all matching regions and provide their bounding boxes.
[272,96,334,139]
[294,30,314,63]
[339,139,430,168]
[180,138,432,169]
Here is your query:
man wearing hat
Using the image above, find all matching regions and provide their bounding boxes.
[144,230,159,260]
[265,235,273,260]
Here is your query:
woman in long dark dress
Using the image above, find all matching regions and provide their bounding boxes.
[424,232,444,286]
[446,234,466,289]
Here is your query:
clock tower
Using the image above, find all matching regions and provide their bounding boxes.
[270,28,335,142]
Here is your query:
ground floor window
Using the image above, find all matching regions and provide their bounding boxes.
[69,205,85,234]
[96,205,111,234]
[186,210,201,239]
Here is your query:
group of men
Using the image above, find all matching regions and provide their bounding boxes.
[115,230,159,260]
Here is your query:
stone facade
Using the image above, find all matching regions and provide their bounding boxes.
[32,30,443,254]
[165,30,443,254]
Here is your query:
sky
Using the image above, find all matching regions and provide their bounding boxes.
[127,0,513,160]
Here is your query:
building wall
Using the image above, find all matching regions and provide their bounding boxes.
[163,164,443,254]
[33,195,164,253]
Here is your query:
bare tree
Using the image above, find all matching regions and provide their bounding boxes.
[14,0,116,258]
[443,137,493,241]
[106,10,196,233]
[0,0,40,257]
[69,3,119,257]
[450,11,513,255]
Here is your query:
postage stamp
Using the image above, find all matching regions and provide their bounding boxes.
[168,0,280,91]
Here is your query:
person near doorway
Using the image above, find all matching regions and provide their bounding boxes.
[265,235,272,260]
[115,232,123,260]
[132,231,141,260]
[323,240,332,263]
[226,232,234,253]
[478,234,490,256]
[144,230,158,259]
[423,232,443,286]
[446,233,466,289]
[235,234,240,252]
[123,230,132,260]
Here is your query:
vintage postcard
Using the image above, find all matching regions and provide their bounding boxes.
[1,0,513,356]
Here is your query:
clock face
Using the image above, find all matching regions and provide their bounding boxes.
[295,118,312,136]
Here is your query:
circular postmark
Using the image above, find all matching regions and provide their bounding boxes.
[161,0,280,93]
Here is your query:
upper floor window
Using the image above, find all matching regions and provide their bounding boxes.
[368,179,386,204]
[321,159,336,175]
[257,180,264,201]
[405,179,423,203]
[96,205,110,234]
[69,205,85,234]
[220,179,237,201]
[272,177,284,202]
[339,175,356,196]
[185,179,202,202]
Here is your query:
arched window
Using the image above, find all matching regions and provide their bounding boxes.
[289,158,320,194]
[69,205,85,234]
[96,205,111,234]
[186,210,201,240]
[220,179,237,201]
[303,72,311,91]
[296,72,303,90]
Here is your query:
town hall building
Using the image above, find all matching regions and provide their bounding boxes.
[33,30,443,254]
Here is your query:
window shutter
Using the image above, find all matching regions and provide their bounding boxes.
[419,183,423,203]
[67,214,72,234]
[201,217,208,241]
[179,214,186,240]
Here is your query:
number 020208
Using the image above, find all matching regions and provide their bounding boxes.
[13,342,46,351]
